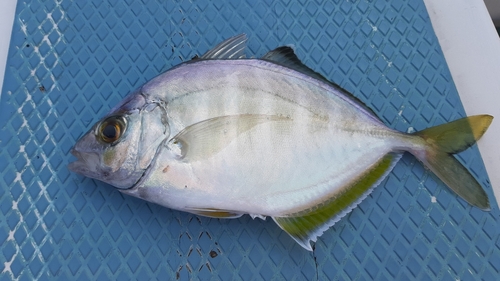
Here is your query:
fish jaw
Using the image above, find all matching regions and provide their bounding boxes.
[68,148,116,184]
[67,132,141,189]
[68,148,101,175]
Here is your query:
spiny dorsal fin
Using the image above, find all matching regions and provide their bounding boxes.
[262,46,379,118]
[273,153,401,251]
[200,34,247,60]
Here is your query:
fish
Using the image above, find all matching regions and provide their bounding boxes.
[68,34,493,251]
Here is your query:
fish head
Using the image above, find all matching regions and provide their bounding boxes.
[68,93,170,189]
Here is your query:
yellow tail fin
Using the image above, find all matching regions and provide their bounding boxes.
[412,115,493,210]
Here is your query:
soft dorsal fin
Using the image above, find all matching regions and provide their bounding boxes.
[262,46,331,84]
[200,34,248,60]
[273,152,401,251]
[262,46,379,118]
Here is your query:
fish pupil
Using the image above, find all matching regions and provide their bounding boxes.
[103,124,117,139]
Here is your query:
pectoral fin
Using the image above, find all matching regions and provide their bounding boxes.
[273,153,401,251]
[185,207,243,219]
[169,114,290,161]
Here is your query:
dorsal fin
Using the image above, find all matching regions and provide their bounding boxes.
[262,46,379,118]
[273,152,402,251]
[200,34,247,60]
[262,46,330,83]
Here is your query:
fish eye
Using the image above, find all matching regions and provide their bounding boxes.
[98,116,126,144]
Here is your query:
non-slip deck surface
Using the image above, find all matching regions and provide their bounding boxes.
[1,0,499,280]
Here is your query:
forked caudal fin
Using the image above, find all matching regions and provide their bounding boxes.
[411,115,493,210]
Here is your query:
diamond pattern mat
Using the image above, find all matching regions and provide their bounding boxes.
[1,0,499,280]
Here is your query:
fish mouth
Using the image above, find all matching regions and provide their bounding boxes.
[68,149,100,176]
[68,149,83,173]
[68,149,135,190]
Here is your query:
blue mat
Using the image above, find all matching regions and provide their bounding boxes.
[1,0,499,280]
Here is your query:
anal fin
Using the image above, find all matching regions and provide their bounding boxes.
[273,153,401,251]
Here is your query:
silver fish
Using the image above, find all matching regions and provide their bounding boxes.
[69,34,493,250]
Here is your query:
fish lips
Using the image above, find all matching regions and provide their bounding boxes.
[68,149,107,179]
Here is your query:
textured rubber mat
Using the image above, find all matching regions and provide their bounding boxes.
[1,0,499,280]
